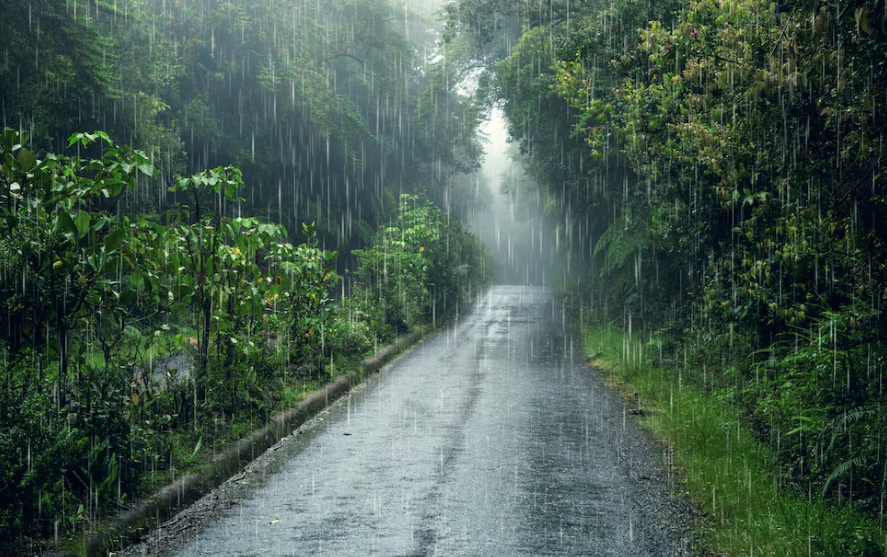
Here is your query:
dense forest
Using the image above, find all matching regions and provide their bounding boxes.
[3,0,887,553]
[1,0,488,242]
[0,0,494,551]
[445,0,887,548]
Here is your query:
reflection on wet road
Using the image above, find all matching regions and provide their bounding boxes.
[168,286,682,556]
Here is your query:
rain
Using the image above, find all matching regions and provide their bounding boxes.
[0,0,885,555]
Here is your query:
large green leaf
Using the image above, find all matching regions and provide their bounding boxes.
[16,148,35,172]
[103,228,126,252]
[74,210,91,239]
[58,212,77,238]
[171,283,193,301]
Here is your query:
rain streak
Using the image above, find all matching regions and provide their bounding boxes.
[0,0,885,556]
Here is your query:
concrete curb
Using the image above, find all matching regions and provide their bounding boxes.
[74,324,437,557]
[359,324,432,376]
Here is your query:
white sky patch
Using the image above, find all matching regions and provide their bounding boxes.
[479,107,510,186]
[454,66,484,96]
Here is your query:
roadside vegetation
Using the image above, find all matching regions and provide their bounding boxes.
[445,0,887,553]
[0,0,495,551]
[0,127,491,552]
[587,323,882,556]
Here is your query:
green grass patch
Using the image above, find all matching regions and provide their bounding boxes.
[585,323,885,557]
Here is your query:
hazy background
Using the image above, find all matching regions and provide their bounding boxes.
[469,108,561,286]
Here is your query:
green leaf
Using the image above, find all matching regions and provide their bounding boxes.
[75,210,90,239]
[1,128,19,149]
[91,216,108,231]
[17,148,35,172]
[58,212,77,237]
[171,283,193,301]
[104,228,126,252]
[123,325,142,338]
[87,253,104,273]
[190,436,203,461]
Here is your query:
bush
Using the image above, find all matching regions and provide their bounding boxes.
[0,390,87,547]
[353,195,492,331]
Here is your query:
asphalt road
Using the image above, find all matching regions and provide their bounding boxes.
[132,286,692,556]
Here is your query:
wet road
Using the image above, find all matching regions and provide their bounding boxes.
[163,286,686,556]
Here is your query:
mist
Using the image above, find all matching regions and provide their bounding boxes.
[470,107,561,286]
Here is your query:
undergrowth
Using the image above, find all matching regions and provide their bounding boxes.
[586,323,885,557]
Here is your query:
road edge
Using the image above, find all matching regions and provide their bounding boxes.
[70,323,436,557]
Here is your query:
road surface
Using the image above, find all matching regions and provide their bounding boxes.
[125,286,692,556]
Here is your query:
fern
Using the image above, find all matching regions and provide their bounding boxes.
[822,408,876,455]
[817,407,880,498]
[593,212,649,277]
[822,456,868,498]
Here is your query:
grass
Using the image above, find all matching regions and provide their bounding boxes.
[585,322,885,557]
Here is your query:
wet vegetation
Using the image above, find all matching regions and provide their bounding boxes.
[445,0,887,553]
[0,0,492,551]
[3,0,886,553]
[588,324,882,555]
